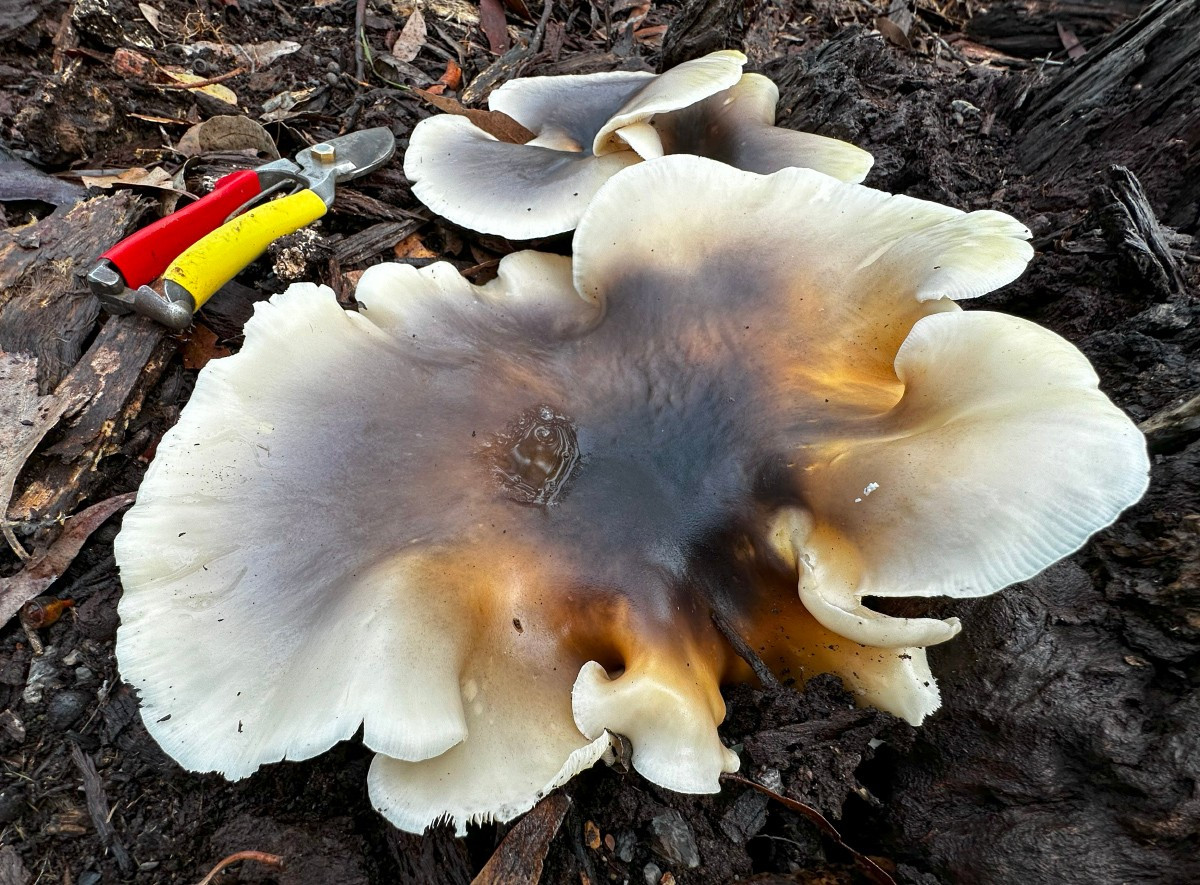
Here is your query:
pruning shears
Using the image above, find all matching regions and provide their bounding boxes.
[88,127,396,331]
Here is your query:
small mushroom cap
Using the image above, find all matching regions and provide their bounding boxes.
[116,156,1147,835]
[405,53,744,239]
[653,73,874,183]
[404,51,872,238]
[403,114,641,239]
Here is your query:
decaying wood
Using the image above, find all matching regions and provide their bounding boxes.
[388,827,472,885]
[659,0,748,70]
[967,0,1147,57]
[333,219,425,265]
[1016,0,1200,233]
[0,190,177,544]
[7,315,172,531]
[1140,391,1200,454]
[1094,165,1188,299]
[0,191,141,391]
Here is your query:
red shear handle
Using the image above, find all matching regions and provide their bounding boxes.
[99,169,263,288]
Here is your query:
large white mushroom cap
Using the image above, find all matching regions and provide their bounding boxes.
[403,50,873,238]
[116,156,1148,835]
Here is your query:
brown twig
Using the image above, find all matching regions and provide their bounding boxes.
[711,607,782,689]
[723,773,896,885]
[195,850,285,885]
[70,743,134,876]
[159,67,245,89]
[354,0,367,81]
[530,0,555,53]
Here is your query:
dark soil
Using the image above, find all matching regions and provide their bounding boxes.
[1,1,1197,884]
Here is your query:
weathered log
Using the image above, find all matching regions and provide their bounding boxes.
[0,192,141,391]
[0,191,175,545]
[1015,0,1200,233]
[967,0,1148,57]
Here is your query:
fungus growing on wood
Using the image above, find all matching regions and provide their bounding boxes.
[403,50,873,238]
[115,157,1149,835]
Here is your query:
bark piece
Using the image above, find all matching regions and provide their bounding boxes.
[0,191,142,391]
[8,315,173,534]
[70,742,134,875]
[1094,165,1188,299]
[0,352,83,557]
[472,794,569,885]
[660,0,748,71]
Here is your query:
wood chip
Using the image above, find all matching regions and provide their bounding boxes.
[471,794,569,885]
[70,742,134,875]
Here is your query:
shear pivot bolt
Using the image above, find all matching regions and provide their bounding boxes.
[311,143,337,164]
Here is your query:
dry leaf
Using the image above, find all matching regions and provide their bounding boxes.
[182,40,302,70]
[159,67,239,105]
[176,115,280,159]
[634,24,667,42]
[260,87,319,124]
[391,9,427,63]
[415,89,534,143]
[875,14,913,50]
[0,493,135,628]
[472,795,568,885]
[436,58,463,92]
[78,166,176,191]
[393,232,438,259]
[1057,22,1087,59]
[479,0,511,54]
[181,325,232,371]
[138,3,165,35]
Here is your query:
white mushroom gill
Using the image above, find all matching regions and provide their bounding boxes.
[115,157,1149,835]
[402,50,872,238]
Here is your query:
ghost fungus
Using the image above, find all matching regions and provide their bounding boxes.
[114,156,1149,836]
[403,50,872,238]
[650,72,874,182]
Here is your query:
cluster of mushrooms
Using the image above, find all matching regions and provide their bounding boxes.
[115,50,1150,835]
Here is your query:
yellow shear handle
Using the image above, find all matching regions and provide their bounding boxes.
[162,189,328,310]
